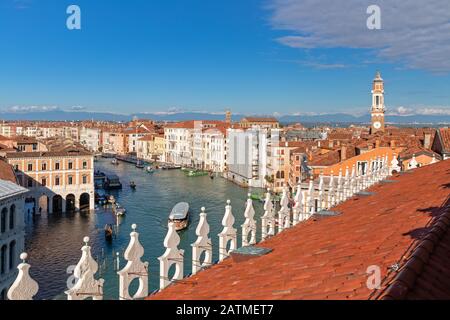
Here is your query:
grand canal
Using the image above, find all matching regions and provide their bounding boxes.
[24,159,265,300]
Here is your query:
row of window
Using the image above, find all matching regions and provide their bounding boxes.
[0,240,17,276]
[22,175,89,188]
[15,160,89,172]
[0,205,16,234]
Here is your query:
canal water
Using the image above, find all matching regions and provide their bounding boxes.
[24,158,265,300]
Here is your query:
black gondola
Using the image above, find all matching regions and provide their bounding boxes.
[105,224,113,241]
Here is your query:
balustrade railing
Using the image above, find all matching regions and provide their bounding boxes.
[6,154,394,300]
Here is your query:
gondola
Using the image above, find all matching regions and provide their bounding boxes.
[105,224,113,241]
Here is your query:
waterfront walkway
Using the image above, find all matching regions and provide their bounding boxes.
[148,160,450,300]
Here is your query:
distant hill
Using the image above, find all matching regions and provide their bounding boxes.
[0,110,448,125]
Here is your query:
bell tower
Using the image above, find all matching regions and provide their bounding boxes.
[370,71,385,134]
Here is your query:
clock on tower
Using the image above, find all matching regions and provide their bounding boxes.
[370,71,385,134]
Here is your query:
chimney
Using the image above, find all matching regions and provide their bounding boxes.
[390,140,396,148]
[340,145,347,162]
[375,140,381,148]
[424,133,431,149]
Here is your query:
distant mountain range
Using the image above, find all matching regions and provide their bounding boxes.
[0,110,449,125]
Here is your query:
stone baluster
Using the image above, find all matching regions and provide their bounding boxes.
[218,200,237,262]
[375,156,381,181]
[261,189,275,240]
[307,178,315,215]
[430,154,437,164]
[292,183,303,225]
[192,207,212,275]
[350,165,356,196]
[7,253,39,300]
[277,187,290,232]
[343,166,350,199]
[242,195,256,246]
[384,154,390,177]
[390,153,401,174]
[317,174,324,212]
[408,154,418,170]
[117,224,149,300]
[66,237,105,300]
[367,158,373,187]
[328,171,335,208]
[158,222,184,290]
[336,169,343,203]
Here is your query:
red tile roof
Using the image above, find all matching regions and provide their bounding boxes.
[148,160,450,300]
[438,128,450,152]
[0,159,18,183]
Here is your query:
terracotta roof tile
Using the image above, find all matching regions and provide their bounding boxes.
[148,160,450,300]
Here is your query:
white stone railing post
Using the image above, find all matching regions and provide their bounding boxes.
[277,187,290,232]
[117,224,149,300]
[350,165,356,196]
[328,171,335,208]
[7,253,39,300]
[66,237,105,300]
[242,195,256,246]
[192,207,212,275]
[293,183,303,225]
[390,153,401,174]
[336,169,343,203]
[307,178,315,215]
[158,222,184,290]
[317,174,324,211]
[261,189,275,240]
[218,200,237,262]
[343,166,350,200]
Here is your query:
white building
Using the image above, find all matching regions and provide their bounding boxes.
[164,121,195,166]
[79,127,101,152]
[203,127,227,172]
[0,180,28,300]
[226,127,279,188]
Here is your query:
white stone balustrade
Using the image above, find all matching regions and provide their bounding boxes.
[307,179,315,215]
[328,171,335,208]
[66,237,105,300]
[218,200,237,262]
[336,169,343,204]
[192,207,212,274]
[242,195,257,246]
[261,189,275,240]
[158,222,184,290]
[277,187,291,232]
[292,183,304,225]
[7,253,39,300]
[317,174,325,211]
[117,224,149,300]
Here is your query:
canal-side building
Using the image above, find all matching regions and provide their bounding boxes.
[0,163,28,300]
[226,127,277,188]
[4,141,95,214]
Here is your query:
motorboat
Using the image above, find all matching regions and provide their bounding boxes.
[115,204,126,216]
[136,161,145,169]
[146,166,154,173]
[130,181,137,189]
[104,175,122,190]
[111,159,119,165]
[168,202,189,231]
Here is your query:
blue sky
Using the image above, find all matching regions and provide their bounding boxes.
[0,0,449,116]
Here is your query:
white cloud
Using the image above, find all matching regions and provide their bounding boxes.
[7,105,60,113]
[70,105,86,111]
[387,106,450,116]
[268,0,450,72]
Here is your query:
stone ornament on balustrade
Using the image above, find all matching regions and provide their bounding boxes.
[66,237,105,300]
[261,189,275,240]
[307,178,315,215]
[278,187,291,232]
[218,200,237,262]
[7,253,39,300]
[192,207,212,275]
[158,222,184,290]
[242,195,256,247]
[293,183,304,225]
[317,174,325,212]
[117,224,149,300]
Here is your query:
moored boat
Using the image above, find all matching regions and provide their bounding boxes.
[168,202,189,231]
[105,224,113,241]
[130,181,136,189]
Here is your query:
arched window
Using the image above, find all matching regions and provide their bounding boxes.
[9,241,16,270]
[1,208,7,233]
[9,205,15,230]
[0,244,7,275]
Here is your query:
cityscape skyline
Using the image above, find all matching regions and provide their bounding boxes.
[1,0,450,116]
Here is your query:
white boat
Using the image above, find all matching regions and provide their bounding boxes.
[146,166,154,173]
[168,202,189,231]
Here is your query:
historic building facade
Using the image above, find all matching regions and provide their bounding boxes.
[0,180,28,300]
[5,148,95,214]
